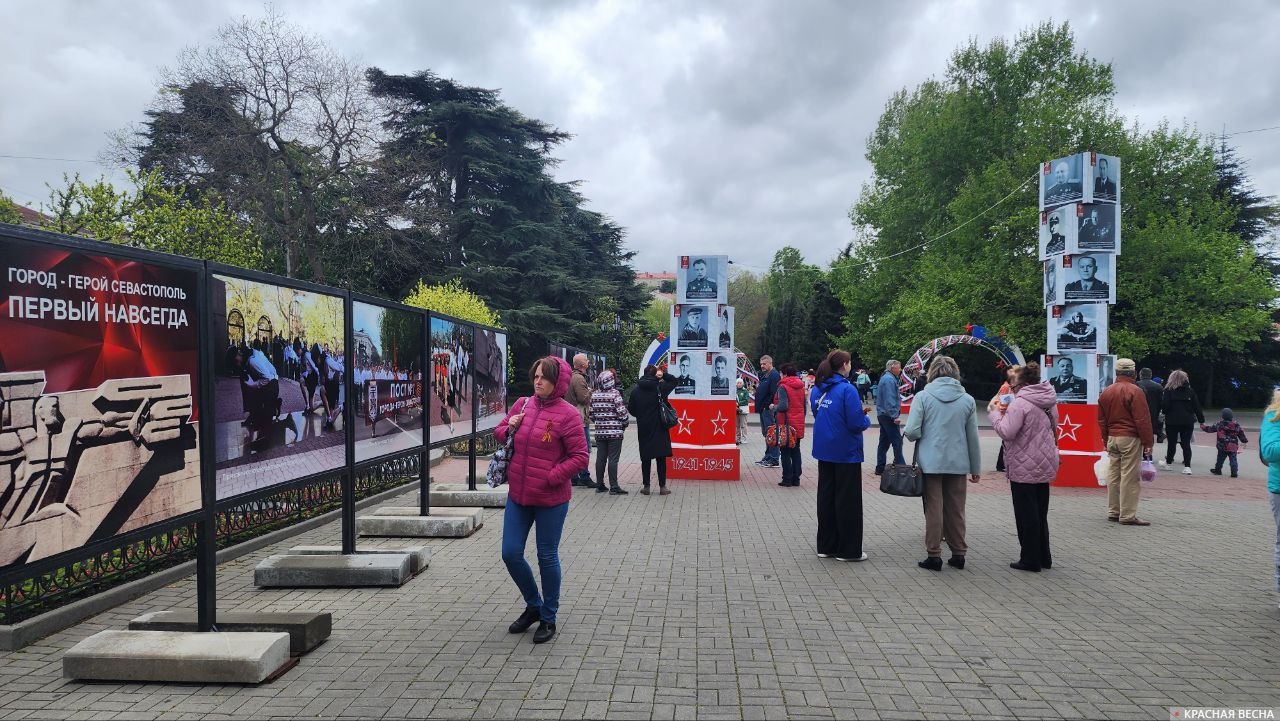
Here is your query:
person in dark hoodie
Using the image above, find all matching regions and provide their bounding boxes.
[903,356,982,572]
[988,362,1059,572]
[627,364,678,495]
[809,350,872,561]
[1202,408,1249,478]
[1137,368,1165,444]
[1160,370,1204,474]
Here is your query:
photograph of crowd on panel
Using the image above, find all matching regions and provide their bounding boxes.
[0,231,202,568]
[1048,302,1109,355]
[473,327,508,433]
[351,300,425,464]
[429,315,474,445]
[211,272,347,500]
[675,255,728,305]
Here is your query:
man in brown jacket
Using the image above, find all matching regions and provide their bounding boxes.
[567,353,595,487]
[1097,358,1154,525]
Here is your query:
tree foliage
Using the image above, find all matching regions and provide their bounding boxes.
[835,22,1276,399]
[402,278,501,328]
[0,192,21,225]
[40,169,265,267]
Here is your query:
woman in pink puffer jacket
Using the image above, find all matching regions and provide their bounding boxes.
[494,356,589,644]
[987,362,1059,573]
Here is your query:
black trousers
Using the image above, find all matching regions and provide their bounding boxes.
[816,461,863,559]
[1010,481,1051,569]
[641,457,668,487]
[1165,425,1194,466]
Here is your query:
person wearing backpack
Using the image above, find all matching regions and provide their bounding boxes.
[589,370,630,495]
[627,364,678,495]
[809,350,872,562]
[987,362,1059,572]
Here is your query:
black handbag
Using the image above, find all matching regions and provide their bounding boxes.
[880,444,924,497]
[657,390,678,429]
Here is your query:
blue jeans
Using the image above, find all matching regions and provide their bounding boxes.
[574,423,592,481]
[780,444,802,484]
[876,414,904,469]
[502,499,570,624]
[759,409,780,463]
[1214,449,1239,476]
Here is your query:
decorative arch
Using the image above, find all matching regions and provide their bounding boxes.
[902,325,1025,399]
[255,315,273,345]
[227,309,245,345]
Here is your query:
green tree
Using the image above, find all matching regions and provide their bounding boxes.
[727,270,768,359]
[834,22,1275,393]
[760,246,825,365]
[402,279,501,327]
[0,192,21,224]
[41,169,265,267]
[366,68,648,373]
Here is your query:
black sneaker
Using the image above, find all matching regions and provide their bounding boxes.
[508,607,540,634]
[873,467,884,476]
[947,556,965,569]
[1209,468,1222,476]
[1009,561,1041,572]
[609,487,629,495]
[532,621,557,644]
[595,483,608,493]
[918,557,943,572]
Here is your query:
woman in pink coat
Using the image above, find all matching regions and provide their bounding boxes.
[987,362,1059,572]
[494,356,589,643]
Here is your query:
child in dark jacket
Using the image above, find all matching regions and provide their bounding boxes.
[1201,408,1249,477]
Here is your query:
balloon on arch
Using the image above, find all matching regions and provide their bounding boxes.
[901,325,1025,400]
[640,334,759,385]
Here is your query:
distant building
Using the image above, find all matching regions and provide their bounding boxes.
[637,271,675,301]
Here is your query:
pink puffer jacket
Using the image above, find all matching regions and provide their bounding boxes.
[495,357,589,506]
[989,380,1060,484]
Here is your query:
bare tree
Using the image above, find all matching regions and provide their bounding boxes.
[112,7,381,281]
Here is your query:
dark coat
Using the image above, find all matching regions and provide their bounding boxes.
[1162,385,1205,428]
[628,374,677,461]
[1137,378,1164,429]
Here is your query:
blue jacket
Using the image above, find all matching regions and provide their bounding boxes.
[809,375,871,463]
[1260,411,1280,494]
[754,368,781,409]
[902,376,981,475]
[875,372,901,419]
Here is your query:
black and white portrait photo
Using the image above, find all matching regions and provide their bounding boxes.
[1076,202,1120,254]
[672,304,711,349]
[1043,354,1091,404]
[1038,204,1075,259]
[1048,302,1109,354]
[1062,253,1115,303]
[1040,153,1084,209]
[709,352,734,397]
[1090,153,1120,203]
[717,305,734,350]
[669,352,701,396]
[1044,259,1062,307]
[1096,354,1116,397]
[675,255,728,304]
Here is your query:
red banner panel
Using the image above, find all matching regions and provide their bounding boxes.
[1055,403,1103,487]
[667,399,738,447]
[0,235,201,568]
[667,447,741,481]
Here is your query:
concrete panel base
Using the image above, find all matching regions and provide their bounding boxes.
[357,512,476,538]
[254,553,412,588]
[287,545,431,575]
[374,505,484,528]
[128,611,331,657]
[425,484,508,508]
[63,630,291,684]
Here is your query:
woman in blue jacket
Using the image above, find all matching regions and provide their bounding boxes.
[1260,390,1280,610]
[809,349,872,562]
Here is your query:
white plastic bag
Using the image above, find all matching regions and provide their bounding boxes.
[1093,455,1110,486]
[1139,458,1157,484]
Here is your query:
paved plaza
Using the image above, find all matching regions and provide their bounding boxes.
[1,428,1277,720]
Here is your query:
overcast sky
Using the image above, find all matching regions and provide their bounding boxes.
[3,0,1278,274]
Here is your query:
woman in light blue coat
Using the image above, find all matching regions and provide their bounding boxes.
[1259,389,1280,610]
[903,356,981,571]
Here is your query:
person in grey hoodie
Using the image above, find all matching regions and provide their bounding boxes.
[903,356,981,571]
[987,362,1059,572]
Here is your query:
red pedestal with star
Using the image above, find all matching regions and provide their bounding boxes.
[665,399,741,481]
[1054,403,1104,487]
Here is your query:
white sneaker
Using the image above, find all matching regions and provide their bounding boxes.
[817,553,830,558]
[1159,461,1170,469]
[1182,467,1192,475]
[837,553,869,562]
